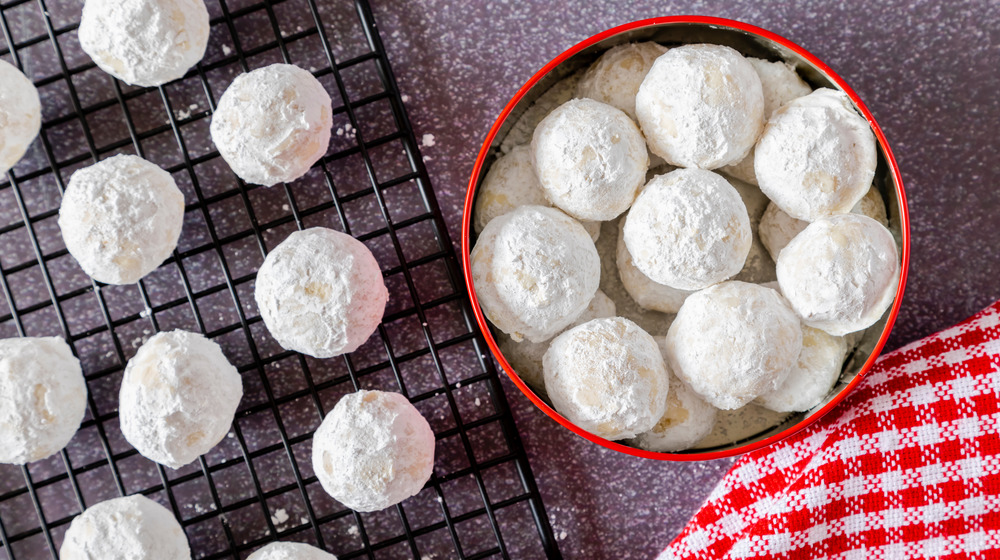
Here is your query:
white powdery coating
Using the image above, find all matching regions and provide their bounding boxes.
[543,317,668,440]
[498,290,615,393]
[729,177,776,284]
[636,44,764,169]
[854,186,889,227]
[666,281,802,410]
[721,57,813,185]
[471,205,600,343]
[755,88,877,221]
[248,542,337,560]
[0,60,41,174]
[615,215,691,313]
[759,187,889,262]
[60,495,191,560]
[575,42,669,121]
[119,330,242,469]
[255,228,388,358]
[531,98,648,221]
[756,326,847,412]
[211,64,333,186]
[0,337,86,465]
[312,390,434,512]
[58,154,184,285]
[623,168,751,291]
[474,145,548,233]
[628,336,716,452]
[473,145,600,241]
[776,214,900,336]
[759,201,807,263]
[78,0,209,87]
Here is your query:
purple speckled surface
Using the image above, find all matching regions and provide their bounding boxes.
[370,1,1000,557]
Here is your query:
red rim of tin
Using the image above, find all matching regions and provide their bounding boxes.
[460,16,911,461]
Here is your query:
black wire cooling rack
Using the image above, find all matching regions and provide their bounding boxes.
[0,0,561,558]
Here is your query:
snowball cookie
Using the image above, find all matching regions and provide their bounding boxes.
[666,282,802,410]
[776,214,899,336]
[720,57,813,185]
[211,64,333,186]
[756,88,877,221]
[531,98,647,221]
[249,542,337,560]
[543,317,668,440]
[498,289,615,392]
[471,205,600,343]
[760,187,890,261]
[312,390,434,512]
[615,216,691,313]
[473,145,600,241]
[623,168,751,291]
[628,337,716,452]
[60,494,190,560]
[256,228,387,358]
[636,44,764,169]
[756,326,847,412]
[78,0,210,87]
[120,330,242,469]
[0,337,86,464]
[575,42,669,121]
[0,60,42,175]
[58,154,184,285]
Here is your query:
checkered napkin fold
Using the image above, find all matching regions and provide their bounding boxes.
[660,300,1000,560]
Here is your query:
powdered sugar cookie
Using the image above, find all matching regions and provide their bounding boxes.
[755,88,876,221]
[544,317,668,440]
[756,326,847,412]
[776,214,899,336]
[666,282,802,410]
[531,98,647,221]
[255,228,388,358]
[575,42,668,121]
[312,390,434,512]
[211,64,332,186]
[0,60,41,174]
[623,168,751,291]
[471,205,600,343]
[636,44,764,169]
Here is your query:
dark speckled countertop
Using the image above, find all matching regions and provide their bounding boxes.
[370,1,1000,557]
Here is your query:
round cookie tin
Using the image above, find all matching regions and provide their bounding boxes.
[461,16,910,460]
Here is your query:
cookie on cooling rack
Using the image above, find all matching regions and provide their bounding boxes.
[119,330,243,469]
[0,60,41,175]
[0,337,87,465]
[312,390,435,512]
[79,0,210,87]
[254,227,389,359]
[58,154,185,285]
[61,494,191,560]
[210,63,333,186]
[248,542,337,560]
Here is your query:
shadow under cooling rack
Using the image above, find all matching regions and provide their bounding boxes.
[0,0,560,558]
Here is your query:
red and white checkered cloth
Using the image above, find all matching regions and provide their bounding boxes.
[660,300,1000,560]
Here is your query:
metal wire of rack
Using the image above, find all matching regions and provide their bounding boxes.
[0,0,561,558]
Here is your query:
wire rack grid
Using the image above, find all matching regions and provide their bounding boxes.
[0,0,560,558]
